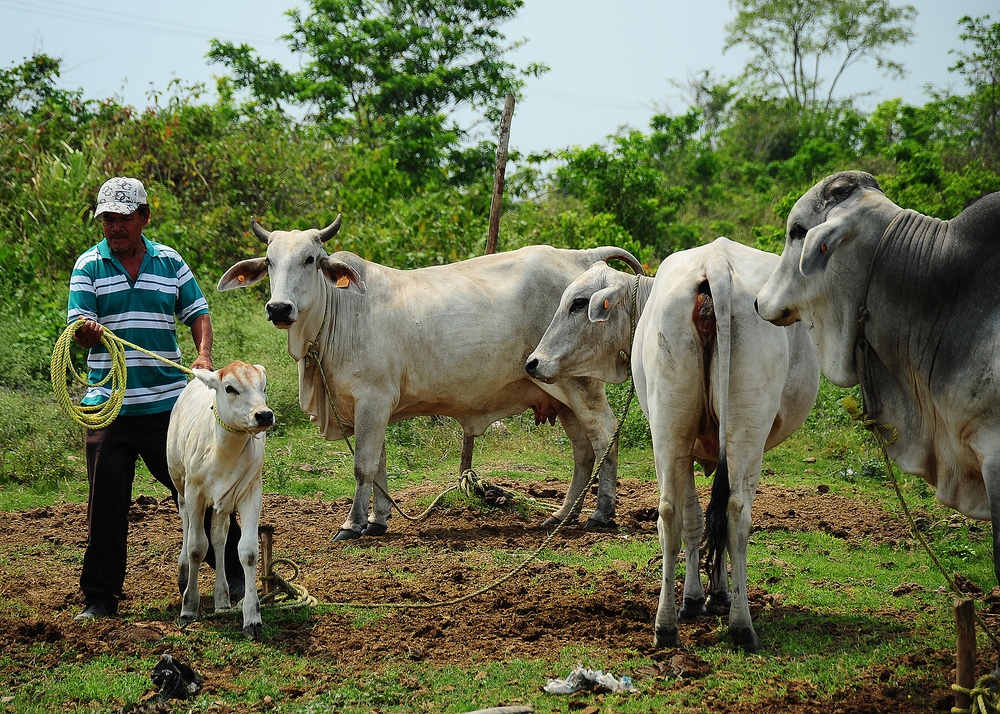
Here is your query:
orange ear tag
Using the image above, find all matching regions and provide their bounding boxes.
[604,299,610,309]
[237,274,246,282]
[820,243,827,254]
[335,275,350,289]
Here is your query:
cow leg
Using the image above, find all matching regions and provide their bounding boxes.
[978,451,1000,588]
[362,443,391,537]
[544,409,595,526]
[576,382,620,528]
[678,482,708,619]
[335,405,390,540]
[210,508,232,610]
[723,447,764,652]
[652,454,691,648]
[543,379,619,528]
[176,493,191,597]
[179,494,209,626]
[236,486,263,639]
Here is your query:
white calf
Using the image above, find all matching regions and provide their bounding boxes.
[167,361,274,639]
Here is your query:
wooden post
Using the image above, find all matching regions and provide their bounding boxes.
[259,525,275,597]
[955,597,976,711]
[484,93,515,255]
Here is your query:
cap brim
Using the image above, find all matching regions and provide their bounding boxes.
[94,201,141,217]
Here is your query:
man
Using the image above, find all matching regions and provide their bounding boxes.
[67,176,243,620]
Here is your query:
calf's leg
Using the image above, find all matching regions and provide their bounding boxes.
[237,486,264,639]
[179,495,209,626]
[210,509,232,610]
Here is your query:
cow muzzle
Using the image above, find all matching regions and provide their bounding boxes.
[254,409,275,428]
[265,301,296,328]
[753,298,798,326]
[525,355,557,384]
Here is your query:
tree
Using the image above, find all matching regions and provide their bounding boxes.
[949,14,1000,163]
[724,0,916,110]
[208,0,546,179]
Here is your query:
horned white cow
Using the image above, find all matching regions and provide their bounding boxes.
[756,170,1000,586]
[167,361,274,639]
[527,238,819,651]
[218,216,642,539]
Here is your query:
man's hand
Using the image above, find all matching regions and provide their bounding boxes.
[190,314,214,371]
[72,320,104,350]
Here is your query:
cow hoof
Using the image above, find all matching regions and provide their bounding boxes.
[652,626,680,649]
[678,597,707,620]
[731,625,762,652]
[244,622,263,640]
[178,613,197,628]
[361,522,388,537]
[707,591,732,612]
[542,515,578,527]
[333,527,363,541]
[582,517,615,531]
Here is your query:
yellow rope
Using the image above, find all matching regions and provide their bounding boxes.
[51,319,192,430]
[952,675,1000,714]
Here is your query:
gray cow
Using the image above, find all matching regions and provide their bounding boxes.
[756,170,1000,585]
[219,216,641,539]
[527,238,819,651]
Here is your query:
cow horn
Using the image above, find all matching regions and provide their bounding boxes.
[250,218,271,244]
[317,214,343,243]
[600,248,645,276]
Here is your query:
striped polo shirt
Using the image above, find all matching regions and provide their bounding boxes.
[67,235,209,416]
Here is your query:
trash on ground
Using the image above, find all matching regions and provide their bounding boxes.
[150,653,202,700]
[543,663,638,695]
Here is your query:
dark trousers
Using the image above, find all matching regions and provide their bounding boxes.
[82,411,242,606]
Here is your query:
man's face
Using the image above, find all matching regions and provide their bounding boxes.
[102,210,148,256]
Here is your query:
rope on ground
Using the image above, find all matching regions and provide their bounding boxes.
[844,396,1000,653]
[952,674,1000,714]
[259,558,318,609]
[459,469,517,507]
[51,318,192,430]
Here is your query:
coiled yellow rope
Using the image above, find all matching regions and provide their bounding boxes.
[51,319,192,430]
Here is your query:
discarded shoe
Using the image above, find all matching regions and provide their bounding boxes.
[151,653,202,700]
[74,601,118,622]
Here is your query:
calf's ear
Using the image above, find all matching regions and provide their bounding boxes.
[320,257,367,295]
[588,285,624,323]
[191,368,220,390]
[218,258,268,291]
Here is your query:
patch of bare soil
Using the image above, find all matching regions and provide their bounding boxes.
[1,477,995,713]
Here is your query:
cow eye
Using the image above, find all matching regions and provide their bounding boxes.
[789,223,807,241]
[305,256,314,265]
[569,297,589,314]
[225,385,239,395]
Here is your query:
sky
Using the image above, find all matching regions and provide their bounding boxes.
[3,0,996,156]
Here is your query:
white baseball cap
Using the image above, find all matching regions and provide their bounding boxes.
[94,177,147,217]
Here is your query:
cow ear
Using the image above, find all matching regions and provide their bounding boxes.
[800,215,849,276]
[588,286,623,323]
[320,257,367,295]
[191,368,219,390]
[218,258,268,291]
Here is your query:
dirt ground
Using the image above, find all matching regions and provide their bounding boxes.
[2,476,998,713]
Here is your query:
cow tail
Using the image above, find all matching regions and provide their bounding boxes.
[701,252,734,579]
[704,449,729,577]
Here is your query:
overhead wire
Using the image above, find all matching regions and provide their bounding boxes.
[0,0,286,46]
